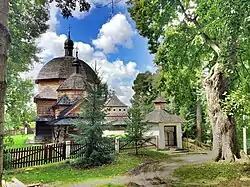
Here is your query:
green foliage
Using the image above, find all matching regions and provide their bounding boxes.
[128,0,250,145]
[5,79,36,130]
[3,152,12,170]
[72,70,114,168]
[37,0,91,18]
[132,71,158,115]
[6,0,49,130]
[125,102,149,155]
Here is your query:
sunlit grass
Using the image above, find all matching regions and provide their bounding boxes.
[4,134,34,149]
[172,162,250,186]
[4,149,169,185]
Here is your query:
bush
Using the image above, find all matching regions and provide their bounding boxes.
[3,152,12,170]
[71,137,115,168]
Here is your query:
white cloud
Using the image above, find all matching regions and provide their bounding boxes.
[36,32,67,59]
[27,4,139,105]
[92,13,134,53]
[47,2,60,31]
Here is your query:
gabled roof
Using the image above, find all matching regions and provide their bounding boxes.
[106,94,127,107]
[145,109,184,123]
[34,87,57,100]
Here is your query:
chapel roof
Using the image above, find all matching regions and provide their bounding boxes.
[35,57,96,83]
[106,94,127,107]
[145,109,184,123]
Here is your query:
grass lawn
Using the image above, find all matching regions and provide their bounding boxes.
[4,149,170,185]
[172,162,250,187]
[4,134,34,149]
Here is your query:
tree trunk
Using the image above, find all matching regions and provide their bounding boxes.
[205,63,239,162]
[135,141,138,155]
[0,0,10,185]
[196,100,202,141]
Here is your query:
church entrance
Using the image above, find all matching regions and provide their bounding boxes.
[164,126,177,146]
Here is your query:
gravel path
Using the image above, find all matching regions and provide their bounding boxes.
[61,152,213,187]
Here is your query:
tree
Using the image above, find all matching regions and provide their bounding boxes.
[125,100,149,155]
[132,71,158,115]
[71,69,114,168]
[0,1,11,185]
[128,0,250,161]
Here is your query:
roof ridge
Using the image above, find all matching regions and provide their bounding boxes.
[105,94,127,107]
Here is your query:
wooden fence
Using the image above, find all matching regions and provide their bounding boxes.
[4,142,84,169]
[118,136,157,152]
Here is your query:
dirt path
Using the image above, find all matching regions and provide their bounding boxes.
[61,152,212,187]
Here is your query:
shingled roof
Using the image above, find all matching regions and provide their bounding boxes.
[106,94,127,107]
[145,109,184,123]
[35,56,96,83]
[34,87,57,100]
[57,73,87,91]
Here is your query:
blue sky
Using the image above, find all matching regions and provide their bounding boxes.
[29,1,155,105]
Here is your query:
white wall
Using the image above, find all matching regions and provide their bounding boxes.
[103,130,125,136]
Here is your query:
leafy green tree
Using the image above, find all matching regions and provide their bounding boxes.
[72,70,114,168]
[128,0,250,161]
[132,71,158,115]
[5,1,48,131]
[125,100,149,155]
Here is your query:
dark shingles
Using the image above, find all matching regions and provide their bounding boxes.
[57,73,87,91]
[36,56,96,83]
[106,94,127,107]
[145,109,184,123]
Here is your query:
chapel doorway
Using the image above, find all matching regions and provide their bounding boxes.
[164,126,177,146]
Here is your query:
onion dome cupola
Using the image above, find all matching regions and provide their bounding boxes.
[35,29,97,84]
[64,26,74,56]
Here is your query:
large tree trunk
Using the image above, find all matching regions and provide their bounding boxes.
[0,0,10,185]
[205,63,240,162]
[196,100,202,141]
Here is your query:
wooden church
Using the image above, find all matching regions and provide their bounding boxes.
[34,30,128,143]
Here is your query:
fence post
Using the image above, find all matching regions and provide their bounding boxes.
[24,127,28,134]
[65,141,71,158]
[155,135,159,149]
[44,145,48,164]
[115,138,120,153]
